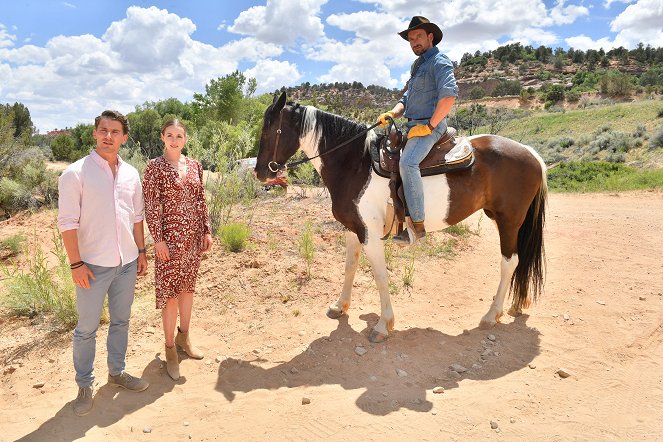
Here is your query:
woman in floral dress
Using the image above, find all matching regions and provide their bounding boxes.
[143,119,213,380]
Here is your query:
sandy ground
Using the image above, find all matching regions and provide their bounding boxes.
[1,189,662,441]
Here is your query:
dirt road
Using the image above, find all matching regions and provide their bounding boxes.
[1,190,662,441]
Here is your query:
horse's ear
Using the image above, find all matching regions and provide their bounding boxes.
[272,91,286,113]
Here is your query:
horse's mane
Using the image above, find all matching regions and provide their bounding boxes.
[294,103,374,155]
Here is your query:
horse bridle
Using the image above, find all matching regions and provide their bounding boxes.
[268,109,286,173]
[267,108,381,173]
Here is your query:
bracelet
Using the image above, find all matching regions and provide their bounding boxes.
[138,248,146,254]
[427,122,434,131]
[70,261,84,270]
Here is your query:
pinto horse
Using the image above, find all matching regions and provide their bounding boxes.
[255,92,547,342]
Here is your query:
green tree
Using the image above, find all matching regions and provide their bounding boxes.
[127,108,162,159]
[599,70,634,97]
[192,71,256,124]
[2,102,34,139]
[69,123,95,159]
[50,133,76,161]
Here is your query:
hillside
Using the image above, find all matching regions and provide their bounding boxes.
[282,42,663,111]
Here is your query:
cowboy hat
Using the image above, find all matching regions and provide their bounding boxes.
[398,16,443,46]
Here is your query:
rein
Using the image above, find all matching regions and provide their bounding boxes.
[268,110,380,172]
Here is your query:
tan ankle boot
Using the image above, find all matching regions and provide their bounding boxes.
[175,327,204,359]
[164,345,180,380]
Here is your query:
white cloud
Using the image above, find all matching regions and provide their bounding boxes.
[565,34,617,50]
[611,0,663,33]
[0,24,16,48]
[311,0,589,89]
[62,2,76,8]
[0,7,290,131]
[603,0,635,8]
[548,0,590,25]
[228,0,327,45]
[568,0,663,49]
[245,59,302,93]
[103,6,196,71]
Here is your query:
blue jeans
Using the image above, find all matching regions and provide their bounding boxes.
[400,121,446,222]
[73,259,137,387]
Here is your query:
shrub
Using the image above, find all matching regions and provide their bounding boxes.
[544,84,565,103]
[650,128,663,149]
[566,89,581,103]
[206,168,260,234]
[469,86,486,99]
[589,131,633,154]
[547,136,575,151]
[50,133,76,161]
[218,222,250,252]
[0,233,26,257]
[298,220,316,279]
[633,125,647,138]
[599,70,634,97]
[1,231,77,328]
[0,178,37,214]
[491,80,521,97]
[536,70,552,80]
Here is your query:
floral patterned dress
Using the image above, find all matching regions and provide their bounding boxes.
[143,156,211,309]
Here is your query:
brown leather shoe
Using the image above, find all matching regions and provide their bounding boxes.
[412,221,426,239]
[108,371,149,391]
[73,386,94,416]
[392,220,426,246]
[175,327,204,359]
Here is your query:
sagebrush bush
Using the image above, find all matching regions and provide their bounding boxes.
[589,131,633,155]
[1,231,77,328]
[218,222,250,252]
[547,136,575,151]
[633,125,647,138]
[0,178,37,214]
[650,128,663,149]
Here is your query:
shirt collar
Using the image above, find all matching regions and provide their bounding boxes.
[90,149,123,169]
[422,46,439,61]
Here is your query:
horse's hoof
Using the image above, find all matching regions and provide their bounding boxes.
[507,307,522,317]
[368,330,388,343]
[478,319,496,329]
[326,308,345,319]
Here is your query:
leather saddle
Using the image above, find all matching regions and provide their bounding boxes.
[371,125,475,237]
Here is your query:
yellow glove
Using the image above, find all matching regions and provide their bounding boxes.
[407,123,433,139]
[377,111,395,128]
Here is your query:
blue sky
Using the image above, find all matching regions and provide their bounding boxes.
[1,0,662,132]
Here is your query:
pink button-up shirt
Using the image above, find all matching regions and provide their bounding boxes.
[57,150,144,267]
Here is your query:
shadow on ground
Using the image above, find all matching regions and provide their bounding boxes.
[16,358,176,442]
[216,313,540,416]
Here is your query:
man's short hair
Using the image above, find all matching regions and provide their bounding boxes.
[95,110,129,135]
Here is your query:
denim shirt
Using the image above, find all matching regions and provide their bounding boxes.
[399,46,458,124]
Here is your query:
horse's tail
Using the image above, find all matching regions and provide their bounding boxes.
[511,168,547,310]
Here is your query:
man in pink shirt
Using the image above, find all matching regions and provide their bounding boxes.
[58,110,149,416]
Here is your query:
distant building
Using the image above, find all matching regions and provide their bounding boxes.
[47,129,71,137]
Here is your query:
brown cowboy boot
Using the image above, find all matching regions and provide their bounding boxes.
[392,219,426,246]
[175,327,204,359]
[164,344,180,380]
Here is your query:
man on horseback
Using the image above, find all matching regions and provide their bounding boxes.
[378,16,458,245]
